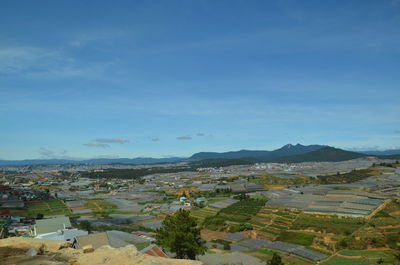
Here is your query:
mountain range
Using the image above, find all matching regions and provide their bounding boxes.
[0,144,399,166]
[188,144,326,160]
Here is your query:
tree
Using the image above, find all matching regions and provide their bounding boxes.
[268,253,284,265]
[79,220,93,233]
[233,193,249,201]
[36,213,44,220]
[156,209,206,260]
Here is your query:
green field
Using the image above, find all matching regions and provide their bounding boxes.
[291,216,365,235]
[218,198,267,222]
[84,199,117,210]
[25,199,70,216]
[320,249,398,265]
[203,198,266,230]
[321,256,371,265]
[190,207,219,220]
[276,231,315,246]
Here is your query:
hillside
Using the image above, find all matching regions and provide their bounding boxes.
[270,147,368,163]
[0,237,202,265]
[189,144,325,160]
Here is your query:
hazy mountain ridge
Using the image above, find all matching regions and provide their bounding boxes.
[189,144,326,160]
[269,147,368,163]
[358,149,400,156]
[1,144,398,166]
[0,157,184,166]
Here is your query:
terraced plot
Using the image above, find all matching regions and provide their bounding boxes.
[190,207,219,221]
[84,199,117,210]
[247,206,299,240]
[26,199,70,216]
[203,198,266,231]
[321,250,397,265]
[349,200,400,251]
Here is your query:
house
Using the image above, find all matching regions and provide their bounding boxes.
[31,216,71,236]
[73,230,151,249]
[0,209,11,219]
[35,228,88,242]
[140,244,168,258]
[195,197,207,205]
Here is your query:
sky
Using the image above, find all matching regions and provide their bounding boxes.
[1,0,400,160]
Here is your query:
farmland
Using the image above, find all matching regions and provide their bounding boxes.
[25,199,70,217]
[342,199,400,251]
[291,216,365,235]
[203,198,266,230]
[250,248,316,265]
[190,207,219,221]
[276,231,315,247]
[84,199,117,210]
[321,249,398,265]
[247,206,299,240]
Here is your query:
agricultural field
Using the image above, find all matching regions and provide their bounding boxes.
[321,249,398,265]
[190,207,219,221]
[25,199,70,217]
[252,175,317,189]
[203,198,266,231]
[249,248,315,265]
[246,206,299,240]
[84,199,117,210]
[345,199,400,251]
[276,231,315,247]
[291,216,365,235]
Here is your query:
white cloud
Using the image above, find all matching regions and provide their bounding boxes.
[176,136,192,140]
[37,147,78,160]
[67,29,128,48]
[0,46,57,75]
[83,143,110,148]
[95,137,129,143]
[0,44,112,79]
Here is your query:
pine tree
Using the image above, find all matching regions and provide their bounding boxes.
[156,209,206,260]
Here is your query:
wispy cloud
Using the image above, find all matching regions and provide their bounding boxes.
[0,45,113,79]
[95,137,129,143]
[151,137,160,142]
[394,130,400,134]
[83,143,110,148]
[83,137,129,148]
[0,46,57,75]
[196,133,205,136]
[67,29,128,48]
[38,147,78,159]
[176,136,192,140]
[392,0,400,7]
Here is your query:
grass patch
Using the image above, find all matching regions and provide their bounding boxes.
[277,231,315,247]
[291,216,365,235]
[204,198,266,230]
[260,228,279,235]
[25,199,70,217]
[85,200,117,210]
[256,248,276,255]
[321,256,371,265]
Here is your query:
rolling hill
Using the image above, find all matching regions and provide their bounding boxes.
[268,147,368,163]
[189,143,326,160]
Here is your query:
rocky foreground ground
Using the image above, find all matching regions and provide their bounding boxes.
[0,237,202,265]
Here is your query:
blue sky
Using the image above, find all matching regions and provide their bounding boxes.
[1,0,400,160]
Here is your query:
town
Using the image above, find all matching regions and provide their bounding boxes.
[1,158,399,264]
